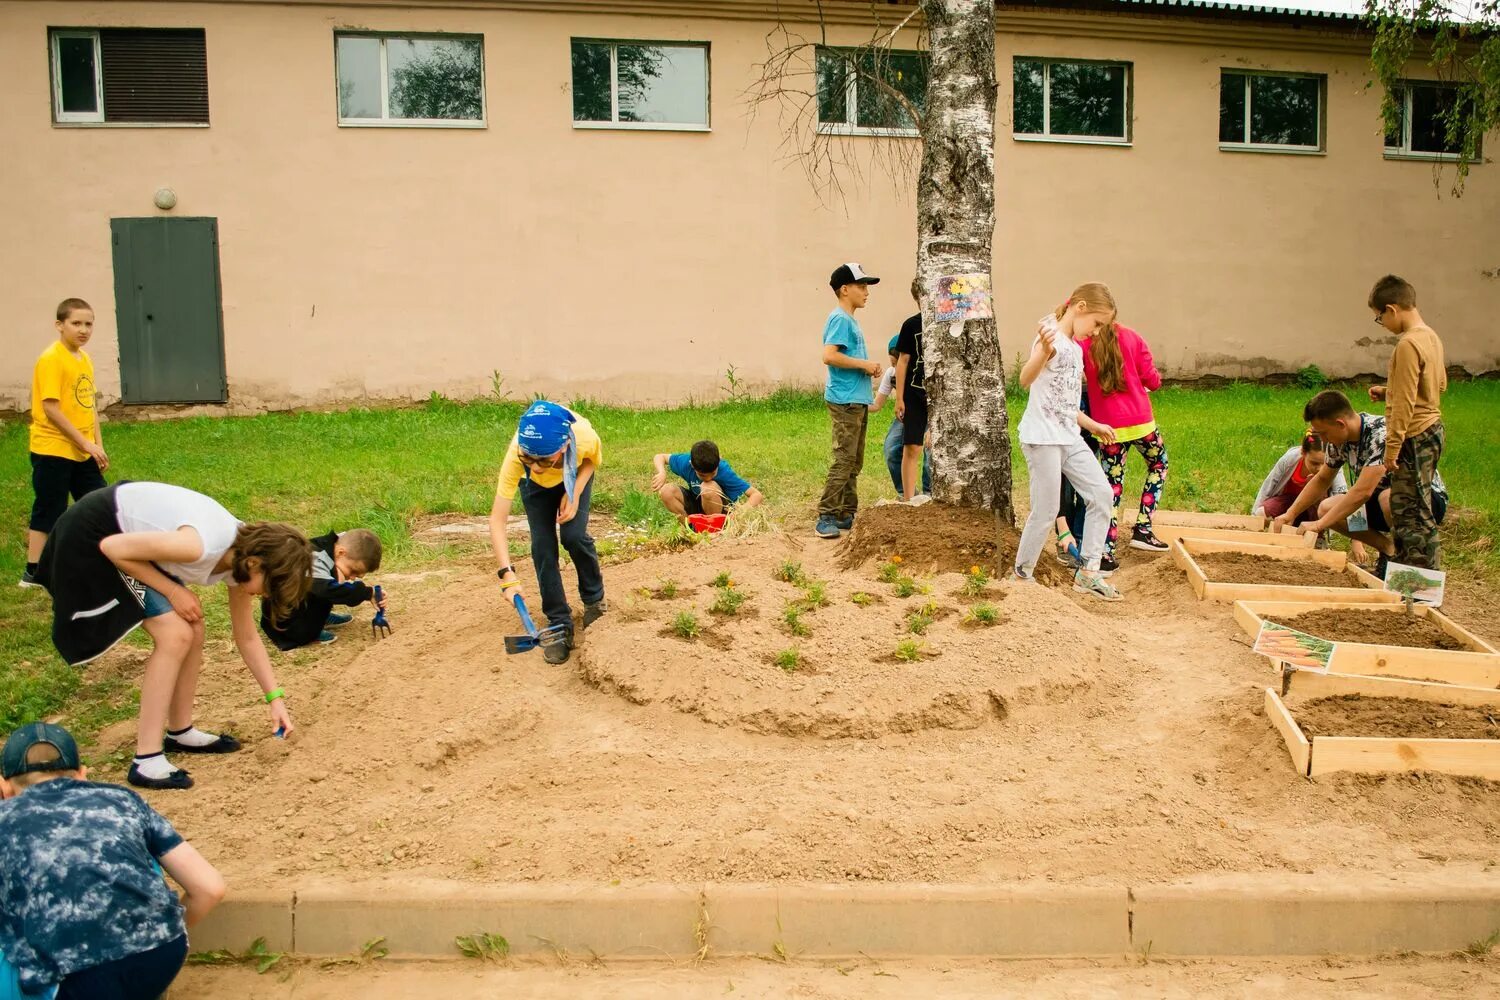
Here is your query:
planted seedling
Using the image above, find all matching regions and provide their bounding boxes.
[799,579,830,609]
[959,564,991,598]
[906,608,936,635]
[455,932,510,962]
[966,602,1000,626]
[773,559,807,586]
[782,603,811,638]
[850,591,875,607]
[774,648,801,672]
[657,577,679,599]
[893,638,924,662]
[711,571,734,589]
[710,587,747,616]
[877,556,904,583]
[671,611,701,640]
[891,575,918,598]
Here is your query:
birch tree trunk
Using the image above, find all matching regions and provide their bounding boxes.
[916,0,1014,523]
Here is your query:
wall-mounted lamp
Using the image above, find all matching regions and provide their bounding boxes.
[154,188,178,211]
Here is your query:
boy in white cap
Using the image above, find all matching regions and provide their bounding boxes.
[816,263,884,539]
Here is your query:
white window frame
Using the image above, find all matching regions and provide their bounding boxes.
[50,29,105,124]
[1012,57,1133,147]
[1383,81,1481,163]
[1219,69,1326,156]
[570,39,711,133]
[334,31,487,129]
[815,46,924,138]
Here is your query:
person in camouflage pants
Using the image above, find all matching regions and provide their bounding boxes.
[1389,420,1445,569]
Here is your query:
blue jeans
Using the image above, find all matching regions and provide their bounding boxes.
[520,478,604,630]
[883,420,931,494]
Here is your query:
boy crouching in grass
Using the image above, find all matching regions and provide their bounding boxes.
[0,722,226,1000]
[260,528,386,649]
[651,440,763,524]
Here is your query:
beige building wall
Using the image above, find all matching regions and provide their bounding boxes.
[1,0,1496,414]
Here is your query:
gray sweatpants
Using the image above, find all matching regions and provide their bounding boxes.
[1016,439,1113,575]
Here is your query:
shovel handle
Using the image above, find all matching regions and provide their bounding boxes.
[511,590,539,638]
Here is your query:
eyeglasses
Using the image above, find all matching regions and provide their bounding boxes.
[1372,306,1388,324]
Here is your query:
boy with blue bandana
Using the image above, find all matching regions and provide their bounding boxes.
[488,401,606,665]
[0,722,225,1000]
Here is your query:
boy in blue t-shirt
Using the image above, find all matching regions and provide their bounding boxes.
[0,722,226,1000]
[816,262,884,539]
[652,440,763,523]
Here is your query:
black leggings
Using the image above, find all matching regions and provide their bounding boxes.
[56,935,186,1000]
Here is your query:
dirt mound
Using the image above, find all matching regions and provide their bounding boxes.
[1196,552,1359,588]
[579,535,1113,739]
[1270,609,1469,651]
[1296,695,1500,739]
[838,503,1070,586]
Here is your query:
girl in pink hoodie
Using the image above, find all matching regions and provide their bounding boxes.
[1080,320,1169,571]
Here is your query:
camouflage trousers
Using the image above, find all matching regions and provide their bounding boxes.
[1389,420,1445,570]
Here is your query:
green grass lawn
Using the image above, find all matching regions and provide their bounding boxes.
[4,381,1498,737]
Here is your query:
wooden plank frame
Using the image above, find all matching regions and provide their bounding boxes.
[1154,524,1316,549]
[1156,510,1268,531]
[1281,667,1500,709]
[1234,600,1500,687]
[1171,539,1396,604]
[1264,687,1500,780]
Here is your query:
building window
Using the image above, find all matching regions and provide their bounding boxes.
[816,46,927,136]
[1219,71,1324,152]
[335,33,484,126]
[1384,82,1480,161]
[1013,58,1130,144]
[571,40,709,130]
[49,28,209,125]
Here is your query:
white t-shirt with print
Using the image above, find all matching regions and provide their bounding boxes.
[114,482,244,585]
[877,366,897,398]
[1017,315,1084,446]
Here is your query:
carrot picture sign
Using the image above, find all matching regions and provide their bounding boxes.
[1253,621,1336,672]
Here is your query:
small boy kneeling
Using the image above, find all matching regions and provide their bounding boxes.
[652,440,763,523]
[259,528,385,649]
[0,722,226,1000]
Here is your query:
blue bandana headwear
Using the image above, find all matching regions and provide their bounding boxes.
[517,401,581,502]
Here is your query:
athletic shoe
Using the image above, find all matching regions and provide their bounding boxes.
[543,632,573,665]
[815,516,842,539]
[1098,556,1119,577]
[582,601,607,629]
[164,732,243,755]
[835,515,855,531]
[1009,567,1036,583]
[18,570,40,589]
[1129,528,1169,553]
[1074,570,1124,602]
[317,631,337,645]
[127,763,194,791]
[1375,554,1389,580]
[326,612,353,627]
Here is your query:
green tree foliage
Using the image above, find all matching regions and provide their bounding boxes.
[571,43,670,122]
[1366,0,1499,190]
[388,40,483,120]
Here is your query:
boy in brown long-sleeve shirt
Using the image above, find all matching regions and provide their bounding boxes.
[1368,274,1447,569]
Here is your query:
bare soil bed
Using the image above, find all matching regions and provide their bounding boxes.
[1297,695,1500,740]
[74,523,1500,889]
[1270,609,1470,651]
[839,503,1072,586]
[1196,552,1360,588]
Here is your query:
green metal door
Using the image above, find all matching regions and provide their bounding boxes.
[110,217,227,404]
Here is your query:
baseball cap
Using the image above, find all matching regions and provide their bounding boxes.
[887,335,900,353]
[2,722,81,779]
[516,400,576,457]
[830,263,880,291]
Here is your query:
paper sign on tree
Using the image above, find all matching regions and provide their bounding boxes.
[1383,562,1446,608]
[931,273,993,322]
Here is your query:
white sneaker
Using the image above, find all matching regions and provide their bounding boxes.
[907,494,933,507]
[1073,570,1123,602]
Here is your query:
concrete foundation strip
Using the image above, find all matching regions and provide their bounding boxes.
[193,876,1500,959]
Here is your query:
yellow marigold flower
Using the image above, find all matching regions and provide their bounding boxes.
[891,555,903,564]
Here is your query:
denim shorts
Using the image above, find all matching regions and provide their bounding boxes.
[141,574,184,619]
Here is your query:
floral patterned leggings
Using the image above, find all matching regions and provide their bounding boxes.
[1099,429,1168,560]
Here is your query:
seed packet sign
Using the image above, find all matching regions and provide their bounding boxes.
[1383,562,1446,607]
[931,273,993,322]
[1253,621,1335,672]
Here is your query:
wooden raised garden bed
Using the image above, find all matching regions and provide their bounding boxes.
[1155,510,1269,531]
[1171,538,1394,604]
[1153,523,1316,549]
[1265,686,1500,779]
[1234,600,1500,687]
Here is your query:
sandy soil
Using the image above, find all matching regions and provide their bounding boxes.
[174,956,1500,999]
[1296,695,1500,740]
[78,510,1500,888]
[1196,552,1360,588]
[1269,609,1469,651]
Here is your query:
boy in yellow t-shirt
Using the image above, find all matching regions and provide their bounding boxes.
[486,401,605,665]
[22,298,109,588]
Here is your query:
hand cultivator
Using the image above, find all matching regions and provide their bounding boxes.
[371,585,391,639]
[503,588,569,655]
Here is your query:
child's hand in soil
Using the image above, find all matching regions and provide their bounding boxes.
[371,588,388,611]
[269,699,294,738]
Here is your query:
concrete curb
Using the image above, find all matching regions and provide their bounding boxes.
[188,876,1500,960]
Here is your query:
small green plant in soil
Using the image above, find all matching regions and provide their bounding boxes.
[799,579,830,609]
[671,611,701,640]
[891,575,919,598]
[877,557,904,583]
[959,564,991,598]
[850,591,875,607]
[893,638,924,662]
[966,602,1000,626]
[455,932,510,961]
[657,577,679,599]
[782,603,811,637]
[906,607,936,635]
[774,648,801,672]
[773,559,807,585]
[711,570,734,589]
[187,937,285,975]
[709,587,746,616]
